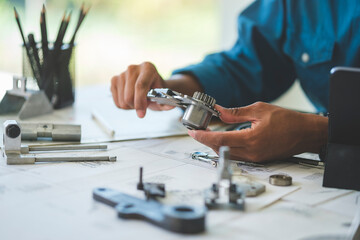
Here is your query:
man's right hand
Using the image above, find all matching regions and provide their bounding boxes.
[111,62,174,118]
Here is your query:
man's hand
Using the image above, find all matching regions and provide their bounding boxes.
[111,62,203,118]
[188,102,328,162]
[111,62,174,118]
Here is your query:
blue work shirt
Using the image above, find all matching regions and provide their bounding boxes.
[172,0,360,113]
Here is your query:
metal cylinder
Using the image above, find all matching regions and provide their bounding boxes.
[181,104,213,130]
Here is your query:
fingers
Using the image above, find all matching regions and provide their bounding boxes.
[215,105,255,124]
[118,73,132,109]
[134,71,152,118]
[110,62,166,118]
[188,130,266,162]
[123,65,138,109]
[188,129,250,149]
[111,76,120,108]
[148,102,175,111]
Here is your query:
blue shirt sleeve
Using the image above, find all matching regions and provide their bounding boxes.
[172,0,296,108]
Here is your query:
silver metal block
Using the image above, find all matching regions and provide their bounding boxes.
[20,123,81,141]
[147,88,220,130]
[237,182,266,197]
[2,120,115,165]
[20,144,107,154]
[0,76,53,119]
[218,146,232,182]
[3,120,22,153]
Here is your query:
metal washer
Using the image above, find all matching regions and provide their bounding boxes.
[269,174,292,186]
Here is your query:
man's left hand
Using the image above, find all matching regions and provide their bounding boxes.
[188,102,328,162]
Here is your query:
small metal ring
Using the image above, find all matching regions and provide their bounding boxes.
[269,174,292,186]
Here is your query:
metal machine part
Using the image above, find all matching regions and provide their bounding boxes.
[193,150,265,197]
[269,174,292,186]
[137,167,166,200]
[217,147,232,182]
[191,151,265,168]
[20,144,107,154]
[147,88,220,130]
[0,76,53,119]
[20,122,81,141]
[2,120,116,165]
[204,146,245,210]
[3,155,116,165]
[236,182,266,197]
[93,188,206,234]
[191,152,218,167]
[204,183,245,210]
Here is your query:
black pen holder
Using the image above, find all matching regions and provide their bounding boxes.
[23,43,75,109]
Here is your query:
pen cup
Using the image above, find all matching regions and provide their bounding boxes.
[22,43,76,109]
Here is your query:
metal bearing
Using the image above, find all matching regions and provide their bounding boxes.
[269,174,292,186]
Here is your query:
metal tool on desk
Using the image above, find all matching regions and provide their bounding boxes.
[235,182,265,197]
[191,151,265,168]
[191,152,218,167]
[93,188,206,234]
[0,76,53,119]
[204,146,245,210]
[20,122,81,141]
[93,167,206,234]
[137,167,166,200]
[147,88,220,130]
[269,174,292,186]
[20,143,107,154]
[1,120,116,165]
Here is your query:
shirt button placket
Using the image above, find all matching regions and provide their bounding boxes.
[301,52,310,63]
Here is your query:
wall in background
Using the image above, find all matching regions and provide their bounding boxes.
[1,0,219,86]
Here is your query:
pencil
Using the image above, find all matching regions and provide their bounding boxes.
[14,7,39,84]
[28,33,42,85]
[70,3,90,45]
[59,11,72,46]
[54,11,66,51]
[91,110,116,137]
[40,4,49,58]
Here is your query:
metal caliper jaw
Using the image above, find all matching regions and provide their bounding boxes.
[147,88,220,130]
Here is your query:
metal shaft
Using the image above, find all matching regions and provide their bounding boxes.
[28,144,107,152]
[197,156,218,167]
[35,156,116,162]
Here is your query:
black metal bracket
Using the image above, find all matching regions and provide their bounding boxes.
[93,188,206,234]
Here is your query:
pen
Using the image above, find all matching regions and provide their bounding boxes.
[91,110,116,137]
[287,157,324,168]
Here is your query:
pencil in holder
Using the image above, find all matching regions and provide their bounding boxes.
[22,43,76,109]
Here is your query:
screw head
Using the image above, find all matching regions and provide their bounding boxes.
[6,124,21,139]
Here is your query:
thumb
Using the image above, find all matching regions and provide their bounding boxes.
[215,104,254,124]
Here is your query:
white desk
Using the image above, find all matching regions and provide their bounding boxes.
[0,72,358,240]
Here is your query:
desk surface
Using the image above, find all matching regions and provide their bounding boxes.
[0,72,359,240]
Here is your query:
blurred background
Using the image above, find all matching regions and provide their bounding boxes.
[0,0,314,111]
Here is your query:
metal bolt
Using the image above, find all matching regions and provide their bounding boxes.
[6,124,21,138]
[137,167,144,190]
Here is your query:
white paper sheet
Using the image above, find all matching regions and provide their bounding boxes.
[238,161,352,205]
